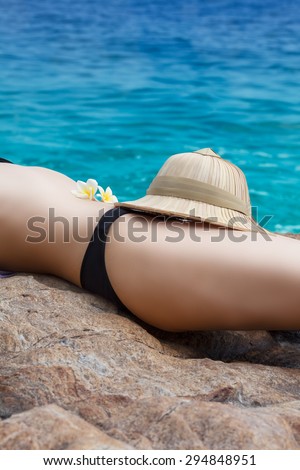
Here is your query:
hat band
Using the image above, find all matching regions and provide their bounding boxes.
[146,175,251,216]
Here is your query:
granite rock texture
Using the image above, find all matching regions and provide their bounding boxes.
[0,404,132,450]
[0,233,300,450]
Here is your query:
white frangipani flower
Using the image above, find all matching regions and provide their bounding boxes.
[71,179,99,200]
[98,185,118,203]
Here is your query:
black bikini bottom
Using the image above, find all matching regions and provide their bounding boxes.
[80,206,134,311]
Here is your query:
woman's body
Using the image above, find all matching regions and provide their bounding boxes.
[1,161,300,331]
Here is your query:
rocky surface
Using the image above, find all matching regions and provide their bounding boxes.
[0,404,132,450]
[0,233,300,449]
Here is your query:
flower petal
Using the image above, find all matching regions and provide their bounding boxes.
[72,179,101,200]
[86,179,98,191]
[77,180,88,192]
[110,195,118,203]
[98,185,105,196]
[105,186,113,196]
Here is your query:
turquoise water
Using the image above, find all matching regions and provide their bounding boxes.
[1,0,300,232]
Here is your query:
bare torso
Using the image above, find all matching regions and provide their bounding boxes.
[0,162,106,284]
[1,162,300,331]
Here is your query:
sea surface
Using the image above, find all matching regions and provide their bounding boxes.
[1,0,300,232]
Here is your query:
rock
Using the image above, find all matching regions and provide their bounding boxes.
[0,232,300,449]
[0,404,132,450]
[100,397,300,449]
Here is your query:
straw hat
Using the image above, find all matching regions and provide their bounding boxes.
[115,148,274,234]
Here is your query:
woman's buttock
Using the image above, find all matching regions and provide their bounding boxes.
[104,213,226,325]
[104,212,300,330]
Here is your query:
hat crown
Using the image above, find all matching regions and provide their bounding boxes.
[193,147,221,158]
[156,149,251,209]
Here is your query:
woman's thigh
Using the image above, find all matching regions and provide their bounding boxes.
[105,214,300,331]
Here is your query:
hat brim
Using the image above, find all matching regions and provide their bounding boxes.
[115,194,276,236]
